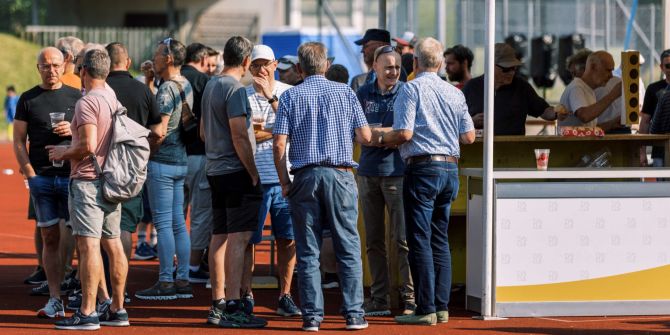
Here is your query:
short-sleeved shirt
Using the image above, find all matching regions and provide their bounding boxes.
[202,75,255,176]
[356,81,405,176]
[246,81,292,184]
[151,77,192,166]
[595,76,623,124]
[14,85,81,176]
[106,71,161,128]
[559,77,597,127]
[70,85,117,180]
[462,75,549,135]
[393,71,474,160]
[181,65,209,156]
[61,72,82,90]
[274,75,367,171]
[642,79,669,118]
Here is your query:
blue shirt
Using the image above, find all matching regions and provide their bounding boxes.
[274,75,368,171]
[393,72,474,160]
[4,95,18,123]
[356,81,405,176]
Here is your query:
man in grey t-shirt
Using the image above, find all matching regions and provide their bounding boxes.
[200,36,266,329]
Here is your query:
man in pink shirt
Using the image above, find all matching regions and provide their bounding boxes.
[48,48,129,330]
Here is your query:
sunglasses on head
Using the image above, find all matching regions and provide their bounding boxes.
[160,37,173,54]
[496,64,517,73]
[375,45,396,61]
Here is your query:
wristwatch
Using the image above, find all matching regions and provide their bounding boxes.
[267,95,278,104]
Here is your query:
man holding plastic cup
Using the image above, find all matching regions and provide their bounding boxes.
[12,46,80,319]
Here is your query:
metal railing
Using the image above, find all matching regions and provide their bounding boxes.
[22,25,170,70]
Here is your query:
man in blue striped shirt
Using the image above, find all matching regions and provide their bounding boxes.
[273,41,372,332]
[373,38,475,326]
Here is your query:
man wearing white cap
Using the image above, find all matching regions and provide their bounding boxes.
[393,31,416,55]
[243,45,301,317]
[277,55,302,86]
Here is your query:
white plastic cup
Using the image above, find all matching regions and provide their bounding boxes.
[49,112,65,128]
[535,149,550,170]
[52,145,68,168]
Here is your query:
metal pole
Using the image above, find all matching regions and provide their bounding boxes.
[605,0,610,50]
[407,0,414,33]
[503,0,509,38]
[31,0,39,25]
[167,0,176,36]
[527,0,533,65]
[665,0,670,51]
[318,0,323,43]
[379,0,387,29]
[590,1,596,48]
[437,0,446,46]
[481,0,496,320]
[650,4,655,83]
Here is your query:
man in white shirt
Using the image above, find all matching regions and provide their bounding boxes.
[559,51,622,128]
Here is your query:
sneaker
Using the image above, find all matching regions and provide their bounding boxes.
[31,281,69,296]
[67,289,82,311]
[436,310,449,323]
[302,319,320,332]
[218,310,267,328]
[401,301,416,315]
[54,310,100,330]
[124,291,131,304]
[99,308,130,327]
[345,316,369,330]
[277,294,302,317]
[135,281,177,300]
[176,282,194,299]
[96,299,112,315]
[394,312,437,325]
[207,306,224,325]
[240,293,255,315]
[132,241,156,260]
[189,268,209,284]
[363,299,391,316]
[37,297,65,319]
[61,277,80,295]
[321,272,339,289]
[24,266,47,285]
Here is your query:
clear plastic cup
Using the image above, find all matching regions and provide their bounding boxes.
[535,149,550,170]
[52,145,68,167]
[49,112,65,128]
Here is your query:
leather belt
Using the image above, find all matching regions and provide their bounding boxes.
[406,154,458,165]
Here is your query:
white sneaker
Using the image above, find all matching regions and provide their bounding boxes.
[37,297,65,319]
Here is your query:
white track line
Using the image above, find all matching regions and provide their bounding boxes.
[537,316,670,323]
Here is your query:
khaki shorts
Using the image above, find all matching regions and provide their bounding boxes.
[69,179,121,239]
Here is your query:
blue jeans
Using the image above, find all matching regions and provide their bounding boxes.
[250,183,295,244]
[288,166,364,322]
[403,161,459,315]
[28,175,70,227]
[146,161,190,282]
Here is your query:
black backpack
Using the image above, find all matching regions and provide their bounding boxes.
[169,80,198,145]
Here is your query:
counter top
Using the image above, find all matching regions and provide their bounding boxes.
[461,167,670,179]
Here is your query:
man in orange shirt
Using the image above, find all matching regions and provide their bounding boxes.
[55,36,84,90]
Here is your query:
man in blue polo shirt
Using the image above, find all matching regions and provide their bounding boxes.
[374,38,475,326]
[356,45,414,317]
[273,41,371,332]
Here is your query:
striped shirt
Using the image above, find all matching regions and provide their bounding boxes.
[246,81,292,184]
[393,72,474,160]
[274,75,368,171]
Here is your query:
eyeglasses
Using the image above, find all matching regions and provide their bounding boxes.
[250,61,274,71]
[38,63,63,72]
[496,64,517,73]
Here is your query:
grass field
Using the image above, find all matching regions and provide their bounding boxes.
[0,32,42,140]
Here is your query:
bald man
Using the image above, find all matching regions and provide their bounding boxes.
[559,50,622,128]
[13,47,81,318]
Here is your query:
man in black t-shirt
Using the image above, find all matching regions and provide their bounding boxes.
[181,43,217,285]
[105,42,162,262]
[13,46,81,319]
[463,43,564,135]
[639,49,670,166]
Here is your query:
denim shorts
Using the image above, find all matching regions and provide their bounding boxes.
[27,175,70,228]
[250,183,295,244]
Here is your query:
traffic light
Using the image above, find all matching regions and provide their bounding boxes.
[620,50,640,125]
[530,34,557,88]
[504,33,529,80]
[558,34,585,85]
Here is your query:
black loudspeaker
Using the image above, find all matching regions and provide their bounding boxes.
[558,34,585,85]
[504,34,529,81]
[530,34,556,88]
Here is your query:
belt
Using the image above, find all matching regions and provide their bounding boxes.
[406,154,458,165]
[292,165,353,174]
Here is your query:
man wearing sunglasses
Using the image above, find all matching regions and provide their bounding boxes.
[355,45,415,317]
[463,43,565,135]
[639,49,670,166]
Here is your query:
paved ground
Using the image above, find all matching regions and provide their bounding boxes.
[0,143,669,334]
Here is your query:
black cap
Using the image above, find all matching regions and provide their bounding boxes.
[354,29,391,45]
